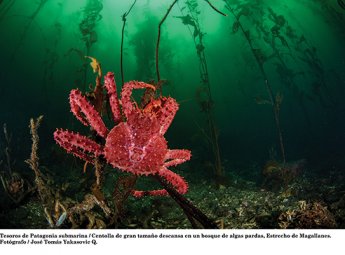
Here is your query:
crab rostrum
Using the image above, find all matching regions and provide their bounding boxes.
[54,72,191,197]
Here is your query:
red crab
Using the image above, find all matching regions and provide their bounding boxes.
[54,72,191,197]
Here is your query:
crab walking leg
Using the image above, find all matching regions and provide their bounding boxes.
[164,149,192,168]
[121,81,156,119]
[132,167,188,198]
[54,129,103,163]
[156,97,179,135]
[104,72,122,124]
[69,89,108,138]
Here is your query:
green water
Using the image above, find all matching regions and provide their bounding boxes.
[0,0,345,228]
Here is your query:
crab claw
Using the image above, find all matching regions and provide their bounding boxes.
[121,81,156,119]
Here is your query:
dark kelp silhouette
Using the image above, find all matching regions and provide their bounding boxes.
[225,1,287,163]
[175,0,225,183]
[120,0,137,85]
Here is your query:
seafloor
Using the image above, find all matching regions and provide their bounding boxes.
[1,159,344,229]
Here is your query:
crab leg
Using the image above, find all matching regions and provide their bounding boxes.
[69,89,108,138]
[132,167,188,198]
[54,129,103,163]
[104,72,122,124]
[154,97,179,135]
[121,81,156,119]
[164,149,192,168]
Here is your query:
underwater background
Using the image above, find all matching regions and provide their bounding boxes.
[0,0,345,229]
